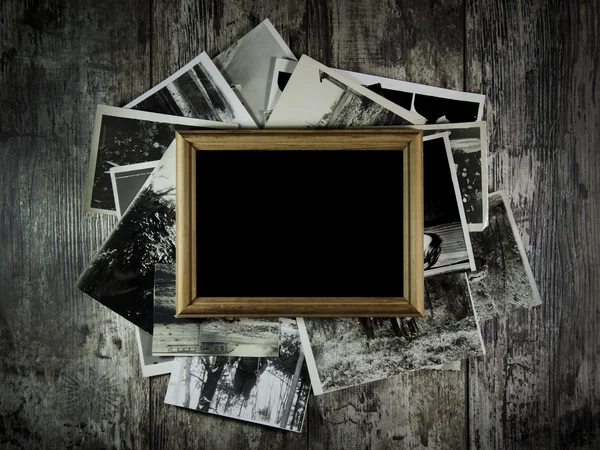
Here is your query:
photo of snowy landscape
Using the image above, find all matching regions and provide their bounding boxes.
[165,319,310,432]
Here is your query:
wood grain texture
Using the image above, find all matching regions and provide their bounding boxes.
[310,369,467,449]
[0,0,151,448]
[2,0,599,448]
[307,0,465,90]
[466,0,600,448]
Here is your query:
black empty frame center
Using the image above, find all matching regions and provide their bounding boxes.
[195,150,404,297]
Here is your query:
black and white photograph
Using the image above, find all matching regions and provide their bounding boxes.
[125,52,256,128]
[265,58,296,120]
[152,264,280,357]
[84,105,237,215]
[405,122,489,231]
[298,273,485,395]
[110,161,157,218]
[423,133,476,276]
[164,319,310,432]
[78,142,179,333]
[213,19,296,127]
[136,327,174,378]
[266,55,426,128]
[468,191,542,321]
[265,57,485,125]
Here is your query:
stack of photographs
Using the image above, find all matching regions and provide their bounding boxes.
[77,18,543,432]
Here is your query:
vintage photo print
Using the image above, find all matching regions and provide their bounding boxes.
[423,133,476,276]
[84,105,237,215]
[136,327,174,378]
[266,55,426,128]
[405,122,489,231]
[213,19,296,127]
[298,273,485,395]
[110,161,158,218]
[153,264,279,357]
[125,52,256,128]
[265,57,484,125]
[78,142,181,333]
[165,319,310,432]
[468,191,542,321]
[265,58,296,120]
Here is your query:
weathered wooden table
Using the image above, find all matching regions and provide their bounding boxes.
[1,1,598,448]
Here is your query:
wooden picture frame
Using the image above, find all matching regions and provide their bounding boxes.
[176,129,424,318]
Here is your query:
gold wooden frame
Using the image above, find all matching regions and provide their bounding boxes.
[176,129,424,318]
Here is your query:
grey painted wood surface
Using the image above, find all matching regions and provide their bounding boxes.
[0,0,598,449]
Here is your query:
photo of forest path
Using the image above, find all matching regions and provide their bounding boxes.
[425,222,471,276]
[468,192,542,321]
[165,319,310,432]
[301,273,483,394]
[153,265,279,357]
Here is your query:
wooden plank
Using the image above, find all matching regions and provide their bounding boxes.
[466,0,600,448]
[304,1,468,449]
[150,2,308,448]
[307,0,465,90]
[0,0,152,448]
[310,370,466,449]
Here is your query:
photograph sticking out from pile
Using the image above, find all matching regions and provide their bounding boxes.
[213,19,296,127]
[266,55,426,128]
[79,138,235,333]
[423,133,475,276]
[165,319,310,433]
[468,191,542,321]
[266,58,485,124]
[298,273,484,395]
[405,122,489,231]
[136,328,174,377]
[84,105,236,215]
[153,264,280,357]
[125,52,256,128]
[110,161,157,218]
[265,58,296,120]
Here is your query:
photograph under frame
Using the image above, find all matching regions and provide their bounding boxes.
[175,129,424,318]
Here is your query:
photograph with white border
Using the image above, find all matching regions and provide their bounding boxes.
[298,272,485,395]
[164,319,310,433]
[468,191,542,321]
[79,142,194,333]
[213,19,296,127]
[110,161,158,218]
[404,122,489,231]
[84,105,237,215]
[152,264,280,357]
[265,58,296,120]
[125,52,256,128]
[265,57,484,124]
[266,55,426,128]
[423,133,476,277]
[136,327,174,378]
